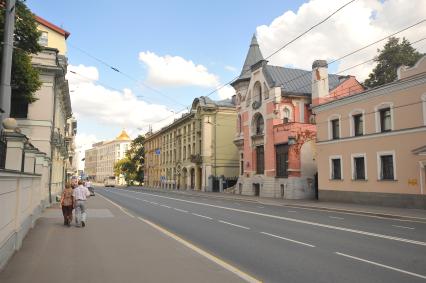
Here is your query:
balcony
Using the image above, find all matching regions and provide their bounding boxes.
[190,154,202,164]
[233,133,244,148]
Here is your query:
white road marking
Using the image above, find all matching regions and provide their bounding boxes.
[97,193,134,218]
[136,216,261,283]
[335,252,426,280]
[192,213,213,220]
[392,225,415,230]
[329,216,344,220]
[117,189,426,247]
[160,204,171,208]
[218,220,250,230]
[174,208,188,213]
[150,202,159,205]
[260,232,315,248]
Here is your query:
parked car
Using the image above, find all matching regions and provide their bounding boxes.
[104,176,116,187]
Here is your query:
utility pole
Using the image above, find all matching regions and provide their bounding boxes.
[0,0,16,128]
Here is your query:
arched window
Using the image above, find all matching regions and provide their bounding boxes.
[283,107,291,123]
[183,146,186,160]
[188,145,191,157]
[253,114,264,135]
[252,82,262,109]
[245,90,252,107]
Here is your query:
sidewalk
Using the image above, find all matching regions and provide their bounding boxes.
[132,186,426,222]
[0,193,245,283]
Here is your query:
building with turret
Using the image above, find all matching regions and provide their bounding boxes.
[232,35,362,199]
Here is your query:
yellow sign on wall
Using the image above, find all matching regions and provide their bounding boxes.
[408,179,418,186]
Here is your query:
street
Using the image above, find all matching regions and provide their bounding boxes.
[99,187,426,283]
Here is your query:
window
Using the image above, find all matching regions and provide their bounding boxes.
[330,156,342,180]
[379,154,395,180]
[10,96,29,118]
[283,107,291,123]
[276,144,289,177]
[331,119,340,139]
[352,155,366,180]
[38,31,48,46]
[253,114,264,135]
[256,146,264,174]
[237,114,242,133]
[252,82,262,109]
[380,108,391,132]
[353,114,363,136]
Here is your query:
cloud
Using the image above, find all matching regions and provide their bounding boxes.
[66,64,180,134]
[138,51,220,87]
[217,85,236,99]
[256,0,426,80]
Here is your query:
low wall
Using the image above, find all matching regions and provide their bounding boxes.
[0,170,46,270]
[319,190,426,209]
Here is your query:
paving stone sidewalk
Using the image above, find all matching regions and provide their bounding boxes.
[0,193,244,283]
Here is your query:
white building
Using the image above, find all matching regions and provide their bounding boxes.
[84,130,131,184]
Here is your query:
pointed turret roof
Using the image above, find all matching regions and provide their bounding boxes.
[238,34,264,80]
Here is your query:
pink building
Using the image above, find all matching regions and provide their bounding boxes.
[232,35,362,198]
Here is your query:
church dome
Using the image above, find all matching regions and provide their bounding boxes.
[116,129,131,141]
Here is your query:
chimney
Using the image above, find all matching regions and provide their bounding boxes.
[311,60,328,106]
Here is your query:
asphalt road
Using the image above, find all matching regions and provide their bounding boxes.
[97,187,426,283]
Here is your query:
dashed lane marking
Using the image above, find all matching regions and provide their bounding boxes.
[260,232,315,248]
[192,213,213,220]
[392,225,415,230]
[160,204,171,208]
[117,189,426,247]
[218,220,250,230]
[329,216,344,220]
[335,252,426,280]
[174,208,188,213]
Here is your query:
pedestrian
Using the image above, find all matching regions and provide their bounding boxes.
[73,180,91,227]
[61,182,74,227]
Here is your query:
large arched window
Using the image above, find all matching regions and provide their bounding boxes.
[253,113,264,135]
[252,82,262,109]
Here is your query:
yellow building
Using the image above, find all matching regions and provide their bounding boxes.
[144,96,239,191]
[35,15,70,55]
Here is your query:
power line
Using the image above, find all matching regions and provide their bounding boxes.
[68,43,187,107]
[149,0,359,127]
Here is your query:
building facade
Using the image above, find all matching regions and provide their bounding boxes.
[312,56,426,208]
[11,16,74,201]
[84,130,131,184]
[232,35,362,199]
[144,96,239,191]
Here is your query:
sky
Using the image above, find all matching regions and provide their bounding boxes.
[26,0,426,168]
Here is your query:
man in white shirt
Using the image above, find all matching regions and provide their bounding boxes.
[73,180,91,227]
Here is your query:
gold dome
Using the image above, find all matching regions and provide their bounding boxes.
[116,129,131,141]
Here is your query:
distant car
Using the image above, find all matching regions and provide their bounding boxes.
[104,176,116,187]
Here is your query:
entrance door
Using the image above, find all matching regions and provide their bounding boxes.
[253,183,260,196]
[276,144,289,178]
[190,168,195,189]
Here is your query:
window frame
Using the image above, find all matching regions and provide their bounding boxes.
[349,109,365,137]
[275,144,289,178]
[351,153,367,180]
[329,155,343,180]
[328,114,341,140]
[375,102,394,133]
[376,151,396,181]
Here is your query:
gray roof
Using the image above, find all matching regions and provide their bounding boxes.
[191,96,235,110]
[264,65,341,95]
[238,34,264,80]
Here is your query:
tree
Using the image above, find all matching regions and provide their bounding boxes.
[364,37,423,88]
[0,0,42,104]
[114,135,145,185]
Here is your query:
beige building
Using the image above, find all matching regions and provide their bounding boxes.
[312,56,426,208]
[11,16,74,202]
[144,96,239,191]
[84,130,131,184]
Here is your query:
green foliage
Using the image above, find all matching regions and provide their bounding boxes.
[114,135,145,185]
[0,0,42,103]
[364,37,423,88]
